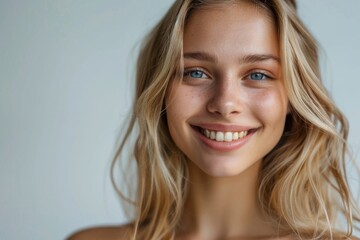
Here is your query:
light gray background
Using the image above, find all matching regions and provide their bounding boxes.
[0,1,359,239]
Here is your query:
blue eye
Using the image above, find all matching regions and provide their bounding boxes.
[249,72,267,80]
[184,69,209,79]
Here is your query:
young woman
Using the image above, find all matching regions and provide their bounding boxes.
[69,0,359,239]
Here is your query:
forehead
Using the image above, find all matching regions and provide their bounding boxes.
[186,1,274,24]
[184,2,276,37]
[183,2,278,58]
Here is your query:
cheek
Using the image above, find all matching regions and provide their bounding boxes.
[166,85,187,117]
[166,86,206,119]
[246,87,288,125]
[166,86,203,135]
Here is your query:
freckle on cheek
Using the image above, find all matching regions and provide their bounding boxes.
[251,92,284,116]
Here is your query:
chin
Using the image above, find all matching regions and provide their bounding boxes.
[193,158,261,178]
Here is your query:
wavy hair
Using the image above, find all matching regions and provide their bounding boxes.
[111,0,360,239]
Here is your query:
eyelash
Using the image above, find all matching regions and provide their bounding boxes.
[183,69,273,81]
[183,69,210,79]
[246,71,273,81]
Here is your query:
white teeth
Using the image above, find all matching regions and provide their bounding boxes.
[205,129,210,138]
[202,128,249,142]
[240,131,247,138]
[210,131,216,140]
[233,132,239,140]
[216,132,224,141]
[224,132,232,142]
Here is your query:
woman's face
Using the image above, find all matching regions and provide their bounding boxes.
[166,2,288,177]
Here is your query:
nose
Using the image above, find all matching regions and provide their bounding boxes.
[207,77,243,117]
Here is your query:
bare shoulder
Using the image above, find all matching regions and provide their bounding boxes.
[279,235,360,240]
[66,224,133,240]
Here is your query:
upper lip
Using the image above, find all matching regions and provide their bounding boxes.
[191,123,257,132]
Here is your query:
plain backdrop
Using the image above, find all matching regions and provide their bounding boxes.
[1,1,359,239]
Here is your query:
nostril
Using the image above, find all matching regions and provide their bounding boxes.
[207,96,243,117]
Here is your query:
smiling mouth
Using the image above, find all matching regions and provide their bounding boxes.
[194,126,257,142]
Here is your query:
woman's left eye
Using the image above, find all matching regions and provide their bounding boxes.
[248,72,271,81]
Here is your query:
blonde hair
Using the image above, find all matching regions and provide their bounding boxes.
[112,0,360,239]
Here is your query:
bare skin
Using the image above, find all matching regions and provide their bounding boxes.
[69,2,286,240]
[67,224,295,240]
[68,4,294,239]
[66,224,132,240]
[67,2,358,240]
[166,2,290,240]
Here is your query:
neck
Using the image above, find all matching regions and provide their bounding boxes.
[177,160,277,239]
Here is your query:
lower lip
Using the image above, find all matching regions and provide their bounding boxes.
[192,127,256,152]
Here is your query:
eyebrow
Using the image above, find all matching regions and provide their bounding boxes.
[183,51,280,64]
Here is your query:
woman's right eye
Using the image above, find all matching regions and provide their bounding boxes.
[183,69,209,79]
